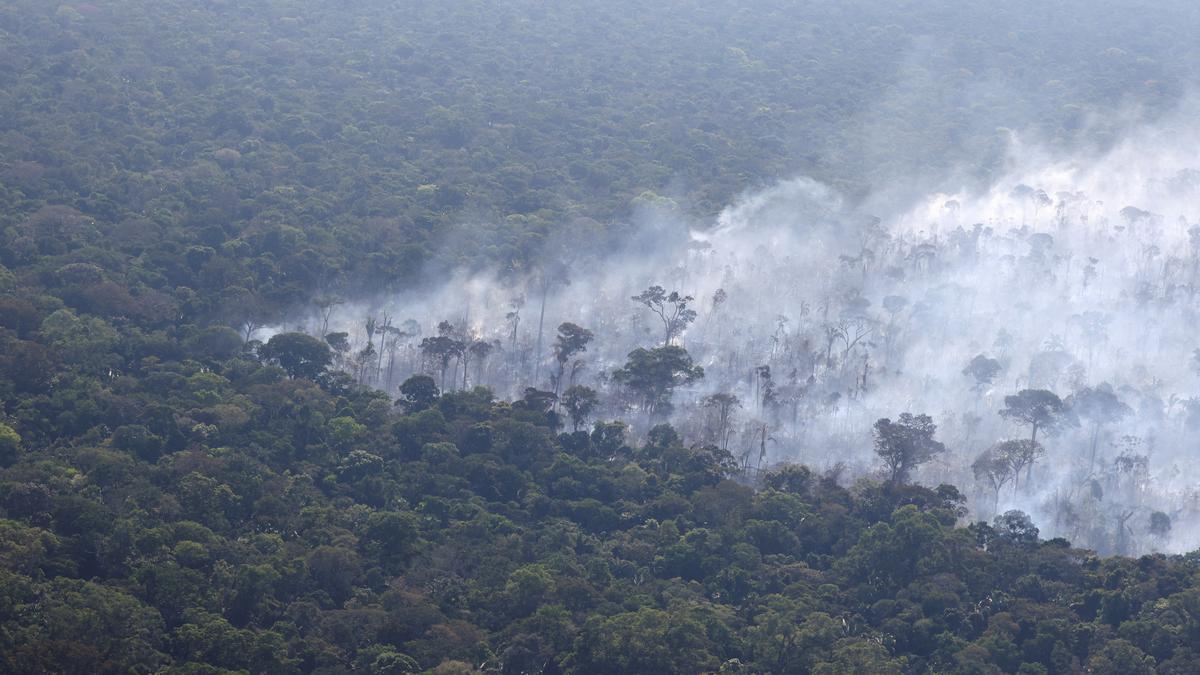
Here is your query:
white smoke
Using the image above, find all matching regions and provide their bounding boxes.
[278,101,1200,554]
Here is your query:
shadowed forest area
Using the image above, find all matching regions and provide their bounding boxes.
[4,1,1200,673]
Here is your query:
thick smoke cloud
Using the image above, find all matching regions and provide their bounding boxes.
[278,101,1200,555]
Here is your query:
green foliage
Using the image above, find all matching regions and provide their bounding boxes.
[873,413,947,484]
[572,608,718,673]
[259,332,333,379]
[0,354,1195,672]
[0,423,20,466]
[612,345,704,417]
[398,374,440,413]
[561,385,599,432]
[0,1,1197,672]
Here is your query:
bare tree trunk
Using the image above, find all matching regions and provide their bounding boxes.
[386,349,397,392]
[1027,423,1039,483]
[1089,423,1100,474]
[533,281,548,383]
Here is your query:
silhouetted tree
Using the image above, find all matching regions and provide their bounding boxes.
[562,385,599,432]
[873,413,946,484]
[1067,384,1131,472]
[701,393,740,451]
[632,285,697,346]
[991,438,1044,491]
[963,354,1002,393]
[551,322,593,399]
[467,339,496,389]
[420,334,465,392]
[531,263,570,382]
[1003,389,1070,446]
[1000,389,1071,481]
[973,444,1016,513]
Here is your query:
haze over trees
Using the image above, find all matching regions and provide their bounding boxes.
[873,413,946,485]
[3,0,1200,672]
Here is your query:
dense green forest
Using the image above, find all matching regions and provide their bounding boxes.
[4,0,1200,673]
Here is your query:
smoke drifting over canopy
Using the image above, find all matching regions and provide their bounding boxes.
[295,102,1200,555]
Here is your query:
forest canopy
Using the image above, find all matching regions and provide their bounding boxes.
[3,0,1200,673]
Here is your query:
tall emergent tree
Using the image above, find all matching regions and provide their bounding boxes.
[973,444,1015,513]
[531,262,570,383]
[873,413,946,485]
[632,285,697,346]
[999,388,1071,480]
[1000,389,1069,445]
[1066,384,1131,472]
[551,322,593,399]
[962,354,1002,393]
[701,393,741,451]
[420,333,465,392]
[990,438,1045,491]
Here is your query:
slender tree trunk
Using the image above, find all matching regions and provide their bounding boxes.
[553,361,565,410]
[1027,423,1039,483]
[1089,423,1100,473]
[533,282,548,383]
[386,350,396,392]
